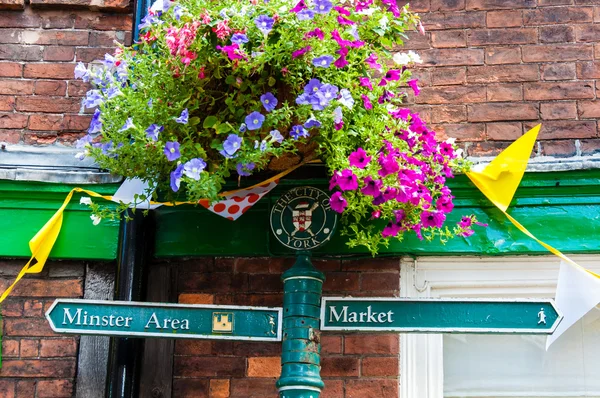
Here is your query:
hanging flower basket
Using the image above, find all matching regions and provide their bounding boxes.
[74,0,483,254]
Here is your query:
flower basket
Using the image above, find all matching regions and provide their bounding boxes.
[74,0,481,254]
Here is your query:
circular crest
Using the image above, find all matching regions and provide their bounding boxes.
[270,186,338,251]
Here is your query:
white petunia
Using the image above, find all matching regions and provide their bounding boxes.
[393,52,411,66]
[80,197,92,206]
[90,214,101,226]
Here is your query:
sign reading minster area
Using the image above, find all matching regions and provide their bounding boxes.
[46,299,283,341]
[321,297,563,334]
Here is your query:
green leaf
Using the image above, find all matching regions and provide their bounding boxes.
[210,139,221,149]
[203,116,218,129]
[268,77,276,87]
[189,117,200,126]
[225,75,236,85]
[216,123,232,134]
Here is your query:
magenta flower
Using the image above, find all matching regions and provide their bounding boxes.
[348,147,371,169]
[407,79,420,96]
[361,176,382,196]
[355,0,373,11]
[439,142,456,158]
[334,53,348,68]
[378,90,395,104]
[292,45,311,59]
[330,191,347,213]
[337,16,355,25]
[331,30,352,47]
[361,94,373,110]
[359,77,373,90]
[329,171,341,190]
[385,69,401,81]
[436,195,454,213]
[334,5,350,15]
[390,108,411,120]
[365,53,382,69]
[290,0,307,12]
[216,43,245,60]
[382,221,401,238]
[305,28,325,40]
[377,153,399,177]
[338,169,358,191]
[421,210,446,228]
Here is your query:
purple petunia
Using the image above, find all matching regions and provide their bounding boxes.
[297,9,315,20]
[329,191,347,213]
[172,5,184,20]
[270,130,284,143]
[349,148,371,169]
[255,15,274,34]
[333,106,343,130]
[119,118,135,131]
[75,134,93,149]
[304,117,321,129]
[231,33,249,45]
[313,0,333,14]
[74,62,89,82]
[170,164,184,192]
[222,134,242,156]
[260,92,278,112]
[88,109,102,136]
[305,28,325,40]
[176,109,189,124]
[82,90,103,108]
[313,55,334,68]
[305,78,322,94]
[183,158,206,180]
[164,141,181,161]
[236,162,255,177]
[245,111,265,130]
[145,124,163,141]
[290,125,309,140]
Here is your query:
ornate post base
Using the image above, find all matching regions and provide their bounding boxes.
[276,253,325,398]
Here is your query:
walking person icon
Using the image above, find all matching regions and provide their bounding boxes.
[538,308,547,325]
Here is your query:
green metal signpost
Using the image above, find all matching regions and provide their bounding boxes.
[46,299,283,342]
[321,297,563,334]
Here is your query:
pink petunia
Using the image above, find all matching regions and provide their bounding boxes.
[365,53,382,69]
[359,77,373,90]
[329,191,348,213]
[292,45,311,59]
[361,94,373,110]
[338,169,358,191]
[337,16,355,25]
[305,28,325,40]
[333,5,350,15]
[290,0,307,12]
[348,147,371,169]
[407,79,420,96]
[421,210,446,228]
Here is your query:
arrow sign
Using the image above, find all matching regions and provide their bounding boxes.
[46,299,282,342]
[321,297,562,334]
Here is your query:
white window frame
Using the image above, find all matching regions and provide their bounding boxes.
[399,255,600,398]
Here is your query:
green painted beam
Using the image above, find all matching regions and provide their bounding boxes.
[1,168,600,260]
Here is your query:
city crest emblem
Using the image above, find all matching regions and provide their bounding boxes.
[270,187,337,250]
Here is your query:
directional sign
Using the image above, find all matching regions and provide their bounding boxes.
[46,299,282,341]
[321,297,562,334]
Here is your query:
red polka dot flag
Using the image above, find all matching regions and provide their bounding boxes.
[198,180,279,220]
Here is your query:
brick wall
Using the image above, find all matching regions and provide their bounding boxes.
[0,0,131,146]
[0,260,85,398]
[401,0,600,158]
[171,257,401,398]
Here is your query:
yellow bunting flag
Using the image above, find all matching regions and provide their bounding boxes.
[466,124,600,348]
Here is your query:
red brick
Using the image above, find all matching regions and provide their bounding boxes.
[40,338,77,357]
[431,31,466,48]
[174,356,245,377]
[540,102,577,120]
[484,47,521,65]
[0,10,42,28]
[323,272,360,292]
[28,114,63,131]
[487,84,523,102]
[4,317,57,337]
[39,11,75,29]
[0,44,42,61]
[431,67,466,86]
[468,65,538,83]
[578,100,600,118]
[321,356,359,377]
[321,380,343,398]
[16,380,35,397]
[431,0,465,10]
[542,140,577,157]
[209,379,230,398]
[173,379,209,398]
[35,80,67,96]
[420,48,484,66]
[540,25,575,43]
[23,63,75,79]
[576,25,600,42]
[468,141,513,156]
[581,139,600,155]
[416,85,486,104]
[3,339,19,357]
[175,340,212,355]
[467,0,536,9]
[12,279,83,297]
[487,122,523,140]
[423,12,486,30]
[468,29,537,46]
[341,258,399,271]
[21,30,88,45]
[0,359,75,377]
[486,10,522,28]
[524,7,593,25]
[400,0,430,11]
[345,334,399,355]
[541,63,576,80]
[16,96,80,113]
[76,47,112,63]
[20,339,39,357]
[0,129,20,143]
[0,62,22,77]
[0,112,27,128]
[361,356,399,377]
[539,0,572,4]
[523,44,593,62]
[398,31,430,50]
[37,380,74,398]
[229,379,277,397]
[247,357,280,377]
[89,30,126,46]
[577,61,600,78]
[23,132,57,145]
[0,78,34,94]
[431,105,467,123]
[524,81,595,100]
[434,123,486,141]
[321,335,342,354]
[23,299,43,316]
[0,29,22,44]
[346,379,398,398]
[0,0,24,9]
[43,46,75,62]
[468,103,538,122]
[0,381,15,398]
[74,13,133,31]
[525,120,597,139]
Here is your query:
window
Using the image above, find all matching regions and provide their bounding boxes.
[399,256,600,398]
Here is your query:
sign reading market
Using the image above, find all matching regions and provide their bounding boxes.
[46,299,283,341]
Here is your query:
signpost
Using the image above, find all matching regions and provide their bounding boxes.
[321,297,563,334]
[46,299,283,342]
